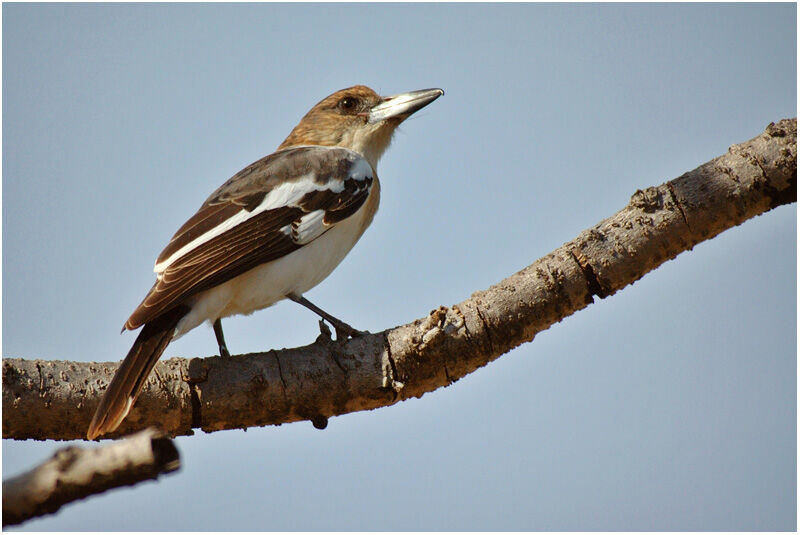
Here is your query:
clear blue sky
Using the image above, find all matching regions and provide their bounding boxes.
[3,3,796,531]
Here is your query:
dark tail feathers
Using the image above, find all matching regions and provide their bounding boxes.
[87,306,188,439]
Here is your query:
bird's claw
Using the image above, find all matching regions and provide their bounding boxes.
[316,320,333,342]
[327,319,366,341]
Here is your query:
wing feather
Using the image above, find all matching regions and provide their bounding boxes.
[125,146,374,330]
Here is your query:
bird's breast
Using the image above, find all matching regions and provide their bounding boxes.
[174,179,380,337]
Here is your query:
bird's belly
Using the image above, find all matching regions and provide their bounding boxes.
[220,216,365,316]
[173,189,377,338]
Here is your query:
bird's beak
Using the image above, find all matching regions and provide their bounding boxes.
[368,88,444,124]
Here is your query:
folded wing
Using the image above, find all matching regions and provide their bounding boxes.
[124,146,374,330]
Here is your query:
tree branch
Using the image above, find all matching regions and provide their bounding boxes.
[2,428,180,526]
[3,118,795,442]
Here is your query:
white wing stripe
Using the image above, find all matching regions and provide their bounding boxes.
[291,210,327,244]
[154,163,372,274]
[348,158,373,182]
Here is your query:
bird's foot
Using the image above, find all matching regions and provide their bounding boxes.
[316,320,333,343]
[317,318,366,341]
[289,294,367,341]
[332,318,366,340]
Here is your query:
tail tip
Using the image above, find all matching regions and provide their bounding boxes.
[87,396,133,440]
[86,415,105,440]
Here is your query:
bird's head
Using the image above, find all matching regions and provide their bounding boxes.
[278,85,444,168]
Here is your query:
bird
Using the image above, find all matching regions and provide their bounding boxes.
[87,85,444,440]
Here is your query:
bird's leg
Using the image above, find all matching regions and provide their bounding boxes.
[287,293,365,340]
[213,318,231,357]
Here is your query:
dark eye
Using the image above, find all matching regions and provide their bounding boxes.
[338,97,358,111]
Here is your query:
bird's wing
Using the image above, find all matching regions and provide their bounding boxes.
[124,146,374,330]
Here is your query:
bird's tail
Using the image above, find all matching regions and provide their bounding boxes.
[87,306,188,440]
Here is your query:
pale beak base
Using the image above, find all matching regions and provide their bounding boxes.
[368,88,444,124]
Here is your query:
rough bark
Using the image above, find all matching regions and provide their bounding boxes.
[3,118,796,442]
[2,429,179,526]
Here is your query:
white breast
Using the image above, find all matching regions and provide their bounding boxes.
[173,180,380,339]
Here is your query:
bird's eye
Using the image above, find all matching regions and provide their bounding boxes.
[338,97,358,111]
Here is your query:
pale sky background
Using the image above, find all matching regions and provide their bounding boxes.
[2,3,796,531]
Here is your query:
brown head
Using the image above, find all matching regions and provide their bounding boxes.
[278,85,443,168]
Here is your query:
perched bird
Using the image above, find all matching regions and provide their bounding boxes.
[87,85,444,439]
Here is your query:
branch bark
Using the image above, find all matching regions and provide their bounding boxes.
[3,118,796,442]
[2,428,180,526]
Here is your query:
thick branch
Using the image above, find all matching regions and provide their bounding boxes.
[2,429,179,526]
[3,118,795,441]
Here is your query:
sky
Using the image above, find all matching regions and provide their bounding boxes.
[2,3,796,531]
